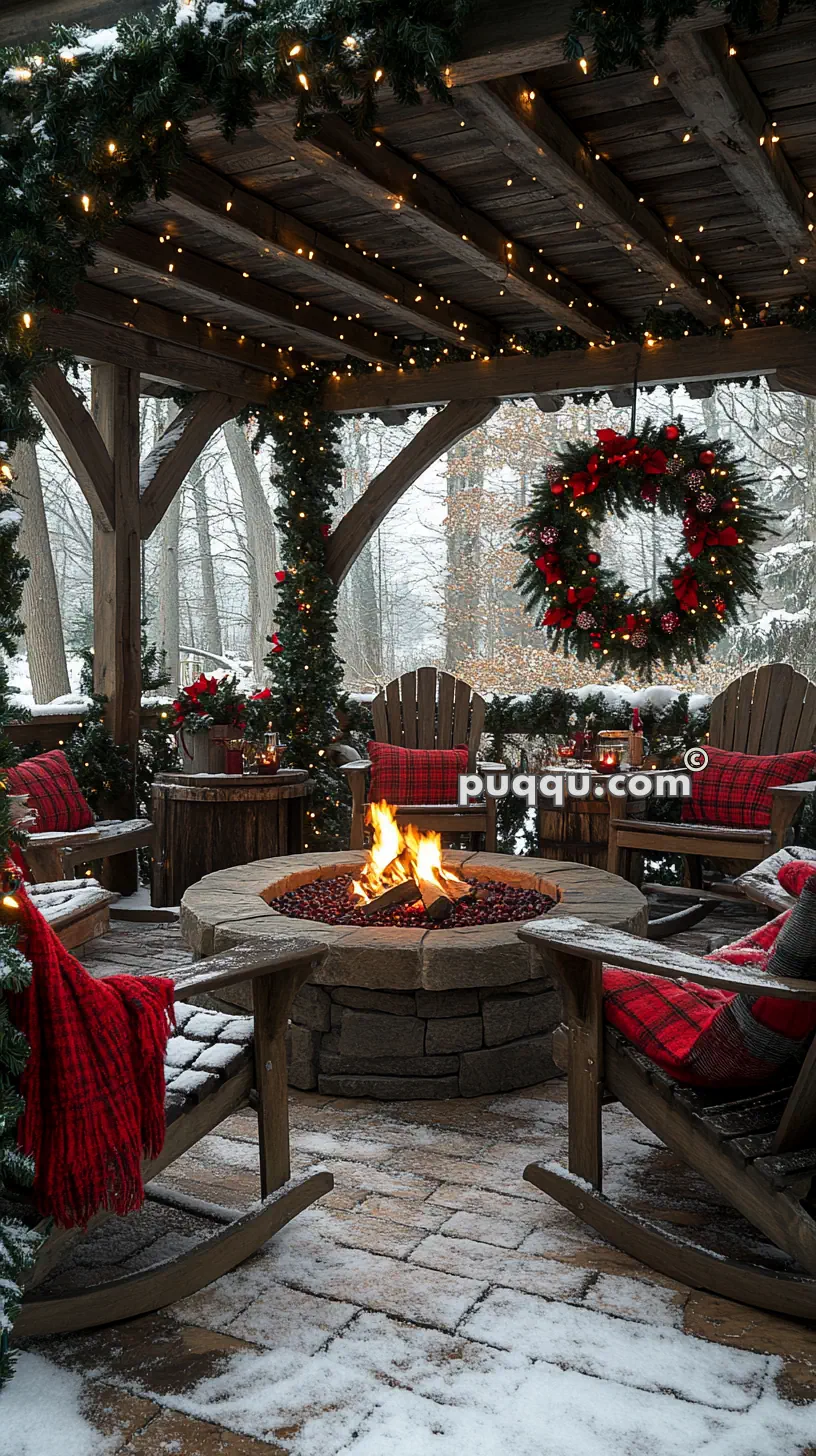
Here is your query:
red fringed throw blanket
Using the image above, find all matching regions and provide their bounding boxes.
[7,888,175,1229]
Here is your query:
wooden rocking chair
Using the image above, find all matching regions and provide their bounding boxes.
[11,937,333,1340]
[608,663,816,889]
[341,667,500,852]
[519,915,816,1319]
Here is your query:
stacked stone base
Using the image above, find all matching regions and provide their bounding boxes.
[286,979,560,1099]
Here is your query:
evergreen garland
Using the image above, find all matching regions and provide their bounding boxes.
[565,0,816,77]
[0,473,38,1387]
[249,375,348,846]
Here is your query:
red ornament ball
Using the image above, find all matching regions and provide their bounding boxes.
[699,449,716,467]
[660,611,680,634]
[714,596,726,614]
[551,482,565,495]
[664,425,680,441]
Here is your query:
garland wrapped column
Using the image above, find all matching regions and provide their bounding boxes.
[253,378,347,847]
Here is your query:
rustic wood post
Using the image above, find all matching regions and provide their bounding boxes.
[91,364,142,893]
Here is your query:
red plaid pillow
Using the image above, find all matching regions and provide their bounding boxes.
[681,745,816,828]
[7,749,95,833]
[368,741,469,805]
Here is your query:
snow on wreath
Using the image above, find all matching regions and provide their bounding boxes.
[515,420,773,676]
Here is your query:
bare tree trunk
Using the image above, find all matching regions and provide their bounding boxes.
[14,439,71,702]
[444,437,484,670]
[223,420,277,682]
[190,457,223,656]
[158,491,181,695]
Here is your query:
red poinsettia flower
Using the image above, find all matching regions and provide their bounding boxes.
[640,482,659,504]
[543,606,575,628]
[567,584,597,608]
[673,564,699,611]
[569,471,597,498]
[251,687,273,701]
[270,633,283,654]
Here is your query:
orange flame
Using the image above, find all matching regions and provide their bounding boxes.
[350,801,471,905]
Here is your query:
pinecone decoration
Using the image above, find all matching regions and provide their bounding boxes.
[685,469,706,491]
[630,627,649,649]
[697,493,717,514]
[545,464,561,484]
[539,526,559,545]
[576,611,596,630]
[660,611,680,634]
[666,455,684,476]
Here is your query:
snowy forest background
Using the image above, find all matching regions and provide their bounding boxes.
[11,371,815,707]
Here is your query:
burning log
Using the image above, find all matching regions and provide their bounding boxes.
[418,877,454,922]
[359,879,419,917]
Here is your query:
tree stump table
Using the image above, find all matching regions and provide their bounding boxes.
[151,771,314,906]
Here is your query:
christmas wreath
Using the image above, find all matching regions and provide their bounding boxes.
[516,420,772,675]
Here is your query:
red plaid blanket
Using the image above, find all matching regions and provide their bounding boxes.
[604,859,816,1086]
[8,888,175,1228]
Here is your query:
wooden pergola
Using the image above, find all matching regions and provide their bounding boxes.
[13,0,816,771]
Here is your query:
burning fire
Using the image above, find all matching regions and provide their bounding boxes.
[350,800,472,912]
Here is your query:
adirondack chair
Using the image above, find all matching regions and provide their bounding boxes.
[608,664,816,889]
[341,667,499,852]
[11,936,332,1339]
[519,915,816,1318]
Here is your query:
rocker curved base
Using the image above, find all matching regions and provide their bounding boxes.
[525,1161,816,1321]
[16,1168,333,1340]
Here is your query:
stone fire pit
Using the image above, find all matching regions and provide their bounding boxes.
[181,850,647,1100]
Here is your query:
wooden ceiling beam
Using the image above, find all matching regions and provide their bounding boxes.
[326,398,499,583]
[260,117,622,343]
[40,312,278,405]
[98,226,396,366]
[75,281,300,380]
[167,161,498,356]
[658,28,816,279]
[321,326,816,412]
[453,78,733,323]
[0,0,161,43]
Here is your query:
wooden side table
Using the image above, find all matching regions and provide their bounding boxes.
[537,768,657,874]
[151,770,314,906]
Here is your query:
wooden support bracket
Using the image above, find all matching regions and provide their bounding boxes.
[140,392,242,538]
[325,397,499,584]
[32,365,115,530]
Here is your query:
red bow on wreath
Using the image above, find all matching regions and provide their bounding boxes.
[684,519,739,560]
[672,565,699,611]
[535,550,562,584]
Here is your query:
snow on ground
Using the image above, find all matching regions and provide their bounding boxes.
[0,1352,114,1456]
[12,1071,816,1455]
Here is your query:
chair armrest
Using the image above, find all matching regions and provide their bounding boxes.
[770,781,816,799]
[519,915,816,1000]
[172,937,327,1002]
[477,761,507,772]
[338,760,371,775]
